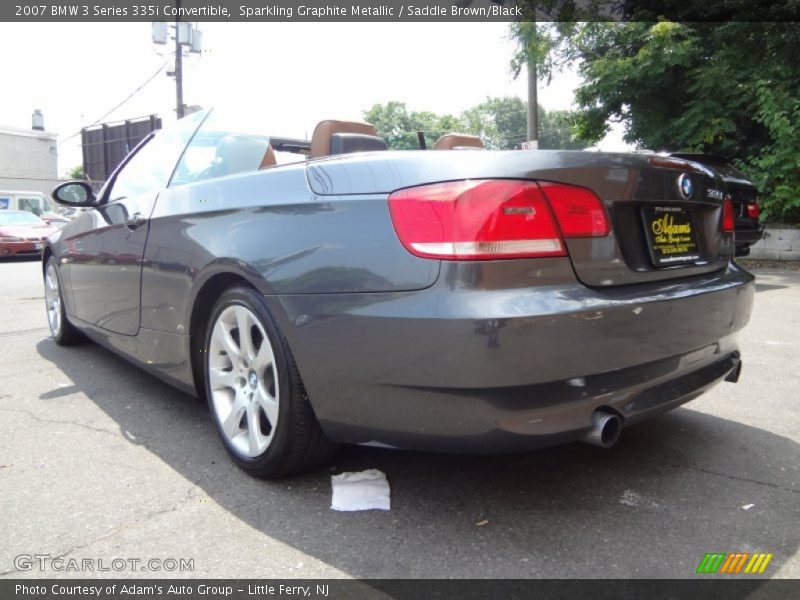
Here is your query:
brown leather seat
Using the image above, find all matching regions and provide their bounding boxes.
[432,133,484,150]
[310,120,378,158]
[259,144,277,169]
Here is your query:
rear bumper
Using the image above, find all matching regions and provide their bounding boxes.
[735,221,764,247]
[271,260,755,453]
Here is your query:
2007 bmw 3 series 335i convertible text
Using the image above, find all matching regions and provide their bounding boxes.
[44,110,754,477]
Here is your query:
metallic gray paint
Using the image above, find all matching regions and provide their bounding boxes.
[47,134,754,454]
[268,260,752,451]
[143,166,438,336]
[309,150,731,287]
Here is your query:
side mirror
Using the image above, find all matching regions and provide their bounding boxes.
[52,181,95,207]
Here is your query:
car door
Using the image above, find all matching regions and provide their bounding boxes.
[64,111,207,335]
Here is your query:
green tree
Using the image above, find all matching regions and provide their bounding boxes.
[364,102,460,149]
[365,98,581,151]
[363,101,415,149]
[539,109,583,150]
[65,165,85,180]
[462,97,582,150]
[510,21,800,222]
[461,96,527,149]
[749,81,800,222]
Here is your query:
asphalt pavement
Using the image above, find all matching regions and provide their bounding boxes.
[0,256,798,579]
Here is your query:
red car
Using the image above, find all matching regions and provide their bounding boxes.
[0,210,55,257]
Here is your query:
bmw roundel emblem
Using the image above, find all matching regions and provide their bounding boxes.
[678,173,693,199]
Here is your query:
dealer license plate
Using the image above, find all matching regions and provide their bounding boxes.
[642,206,701,267]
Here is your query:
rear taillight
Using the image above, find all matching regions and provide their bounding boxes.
[722,197,735,232]
[387,179,609,260]
[538,182,611,237]
[747,202,760,219]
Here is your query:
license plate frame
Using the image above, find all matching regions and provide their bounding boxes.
[642,205,701,267]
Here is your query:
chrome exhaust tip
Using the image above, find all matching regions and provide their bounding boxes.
[725,355,742,383]
[582,410,622,448]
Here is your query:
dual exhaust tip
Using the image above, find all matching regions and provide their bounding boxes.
[582,410,622,448]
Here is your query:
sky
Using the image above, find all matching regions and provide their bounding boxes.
[0,22,629,174]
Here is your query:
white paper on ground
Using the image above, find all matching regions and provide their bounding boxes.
[330,469,391,511]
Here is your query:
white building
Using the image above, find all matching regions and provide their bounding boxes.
[0,113,61,195]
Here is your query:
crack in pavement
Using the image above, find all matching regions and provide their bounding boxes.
[0,407,122,439]
[635,454,800,496]
[0,327,48,338]
[669,461,799,495]
[0,484,205,577]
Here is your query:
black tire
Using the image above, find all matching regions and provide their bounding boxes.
[44,256,83,346]
[203,286,338,478]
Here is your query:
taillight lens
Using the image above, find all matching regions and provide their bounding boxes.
[722,197,735,232]
[538,181,611,237]
[747,202,760,219]
[387,179,609,260]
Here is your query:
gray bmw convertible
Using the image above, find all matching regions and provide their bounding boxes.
[44,109,754,477]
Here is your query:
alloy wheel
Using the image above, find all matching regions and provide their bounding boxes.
[207,304,279,458]
[44,263,62,337]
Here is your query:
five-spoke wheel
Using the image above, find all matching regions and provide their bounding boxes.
[204,287,337,478]
[44,261,62,337]
[43,256,82,346]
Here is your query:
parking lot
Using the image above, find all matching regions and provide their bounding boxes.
[0,256,798,579]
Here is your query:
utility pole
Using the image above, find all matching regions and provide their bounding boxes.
[174,0,184,118]
[153,9,201,118]
[526,14,539,149]
[527,60,538,147]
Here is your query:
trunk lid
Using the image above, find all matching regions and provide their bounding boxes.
[306,150,733,287]
[549,155,733,287]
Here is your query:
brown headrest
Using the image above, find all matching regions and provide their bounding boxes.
[433,133,484,150]
[259,145,277,169]
[311,120,377,158]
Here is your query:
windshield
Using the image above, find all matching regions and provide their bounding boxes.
[170,109,307,187]
[17,196,45,216]
[0,211,45,226]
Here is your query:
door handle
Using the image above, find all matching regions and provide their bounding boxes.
[125,213,147,229]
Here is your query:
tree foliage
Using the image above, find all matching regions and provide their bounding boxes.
[364,97,581,151]
[540,109,583,151]
[363,101,460,150]
[510,21,800,222]
[65,165,85,180]
[461,97,530,149]
[749,81,800,222]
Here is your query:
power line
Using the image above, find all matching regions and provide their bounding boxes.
[58,61,169,146]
